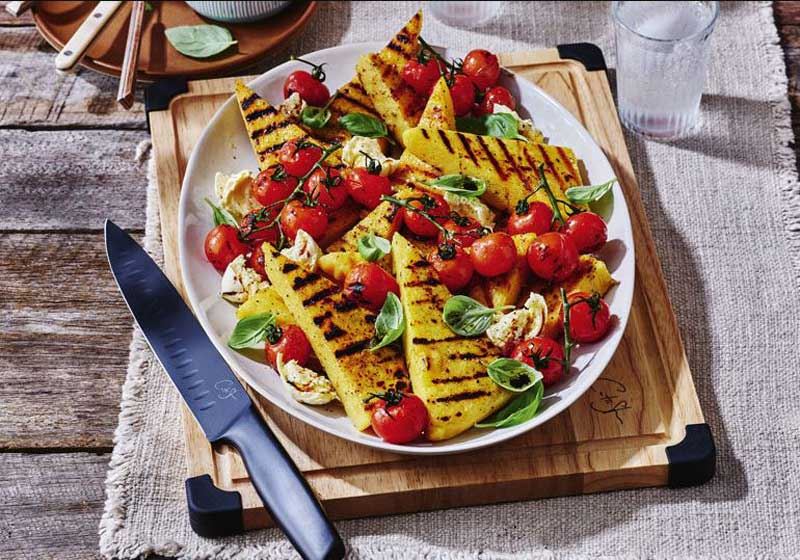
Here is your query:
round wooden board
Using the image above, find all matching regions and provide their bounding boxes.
[32,0,317,81]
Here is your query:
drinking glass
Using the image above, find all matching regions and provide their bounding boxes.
[426,1,502,28]
[612,1,719,139]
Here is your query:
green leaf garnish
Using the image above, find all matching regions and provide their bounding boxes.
[455,116,487,135]
[301,105,332,129]
[165,25,237,59]
[441,295,512,337]
[476,381,544,428]
[370,293,405,351]
[339,113,389,139]
[565,178,617,204]
[484,113,527,141]
[204,197,238,227]
[427,174,487,198]
[357,233,391,262]
[487,358,543,392]
[228,312,276,349]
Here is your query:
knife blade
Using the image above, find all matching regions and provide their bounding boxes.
[104,220,344,560]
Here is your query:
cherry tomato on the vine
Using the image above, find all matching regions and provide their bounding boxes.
[402,193,450,238]
[344,168,393,210]
[511,337,565,387]
[478,85,516,115]
[469,232,517,277]
[507,199,552,236]
[562,212,608,254]
[402,58,442,96]
[343,262,400,311]
[265,324,312,368]
[462,49,501,91]
[304,166,349,211]
[278,140,323,177]
[449,74,476,117]
[248,244,267,279]
[279,199,329,241]
[283,70,330,107]
[251,165,298,207]
[239,207,280,245]
[438,215,487,248]
[204,224,248,272]
[428,243,474,292]
[564,291,612,343]
[526,231,579,282]
[367,390,429,444]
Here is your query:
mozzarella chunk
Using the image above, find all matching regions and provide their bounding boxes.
[214,170,259,220]
[221,255,270,304]
[493,104,545,143]
[341,136,399,177]
[486,292,548,352]
[280,229,323,272]
[279,92,306,120]
[442,192,496,229]
[277,357,338,405]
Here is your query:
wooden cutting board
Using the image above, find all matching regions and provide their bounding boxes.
[147,44,714,537]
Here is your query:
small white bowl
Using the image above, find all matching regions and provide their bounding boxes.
[185,1,292,23]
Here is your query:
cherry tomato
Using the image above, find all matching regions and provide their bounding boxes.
[401,58,442,96]
[564,291,612,343]
[402,193,450,238]
[449,74,476,117]
[507,200,553,236]
[251,165,298,207]
[278,140,323,177]
[478,85,516,115]
[562,212,608,254]
[265,324,312,368]
[283,70,330,107]
[248,244,267,279]
[526,231,579,282]
[304,166,349,211]
[428,243,474,292]
[469,232,517,277]
[343,262,399,311]
[204,224,248,272]
[462,49,501,91]
[279,200,329,241]
[344,168,393,210]
[367,390,429,444]
[239,207,280,245]
[511,337,565,387]
[438,215,487,248]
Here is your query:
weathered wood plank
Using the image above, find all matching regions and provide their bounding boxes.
[0,27,146,127]
[775,1,800,27]
[0,233,138,449]
[0,129,149,231]
[0,1,34,26]
[0,452,107,560]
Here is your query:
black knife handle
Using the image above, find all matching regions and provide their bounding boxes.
[220,406,345,560]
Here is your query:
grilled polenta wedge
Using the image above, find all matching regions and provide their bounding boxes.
[327,188,417,253]
[318,205,364,249]
[403,127,583,213]
[236,286,292,323]
[392,234,512,441]
[318,251,365,283]
[235,81,337,170]
[311,78,382,144]
[261,243,410,430]
[356,12,425,146]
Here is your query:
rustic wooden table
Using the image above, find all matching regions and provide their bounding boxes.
[1,3,799,558]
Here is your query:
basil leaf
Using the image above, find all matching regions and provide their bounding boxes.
[204,197,238,227]
[339,113,389,138]
[484,113,527,141]
[301,105,332,129]
[228,312,275,349]
[442,295,505,337]
[476,381,544,428]
[165,25,237,59]
[487,358,542,392]
[428,174,487,198]
[371,293,405,351]
[358,233,391,262]
[565,178,616,204]
[456,116,487,135]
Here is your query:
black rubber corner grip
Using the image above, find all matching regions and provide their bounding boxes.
[666,423,716,488]
[144,78,189,112]
[556,43,607,72]
[185,474,244,537]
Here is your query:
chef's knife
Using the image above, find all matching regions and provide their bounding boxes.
[104,220,344,560]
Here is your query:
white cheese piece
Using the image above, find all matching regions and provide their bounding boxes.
[493,104,545,143]
[279,92,306,120]
[214,170,259,221]
[277,356,338,406]
[442,192,496,229]
[220,254,269,304]
[341,136,399,177]
[280,229,322,272]
[486,293,548,351]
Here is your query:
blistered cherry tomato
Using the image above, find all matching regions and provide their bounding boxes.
[428,243,474,292]
[204,224,248,272]
[564,291,612,343]
[344,168,393,209]
[507,200,553,236]
[278,140,322,177]
[511,336,565,387]
[248,244,267,279]
[239,207,280,245]
[562,212,608,254]
[526,231,578,282]
[283,70,330,107]
[279,200,328,241]
[304,166,349,211]
[469,232,517,277]
[438,215,487,248]
[343,262,400,311]
[478,85,516,115]
[402,193,450,238]
[265,324,312,368]
[402,58,442,96]
[367,390,429,444]
[462,49,501,91]
[252,165,298,207]
[449,74,476,117]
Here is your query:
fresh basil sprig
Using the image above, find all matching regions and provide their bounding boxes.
[565,178,616,204]
[339,113,390,139]
[371,293,405,351]
[455,116,487,135]
[455,113,527,141]
[427,174,487,198]
[358,233,391,262]
[475,380,544,428]
[487,358,543,392]
[442,295,513,337]
[165,25,237,59]
[228,313,276,349]
[204,197,238,227]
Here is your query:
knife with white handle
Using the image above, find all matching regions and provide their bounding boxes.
[55,0,123,72]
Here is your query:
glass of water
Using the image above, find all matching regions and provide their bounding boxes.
[426,1,502,28]
[612,1,719,139]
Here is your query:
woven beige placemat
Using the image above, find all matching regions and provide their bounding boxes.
[99,2,800,558]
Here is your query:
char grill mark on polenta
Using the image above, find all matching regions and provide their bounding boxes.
[456,133,479,165]
[293,272,321,289]
[241,93,260,111]
[302,286,339,306]
[475,136,508,181]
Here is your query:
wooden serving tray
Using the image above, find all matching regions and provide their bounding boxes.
[147,44,714,537]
